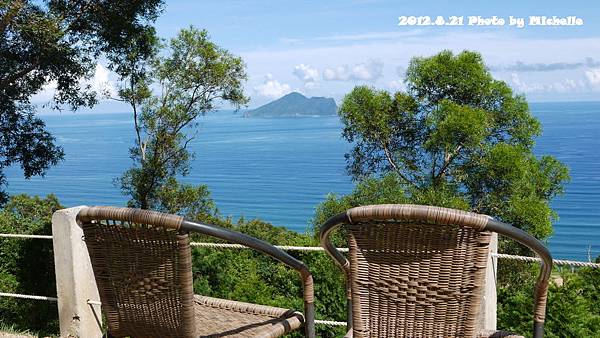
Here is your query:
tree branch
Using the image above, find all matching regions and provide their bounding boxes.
[0,61,38,89]
[180,131,198,152]
[174,85,203,132]
[382,144,399,171]
[435,145,462,180]
[172,84,220,135]
[381,142,414,186]
[63,0,97,33]
[128,74,145,162]
[431,155,437,181]
[139,135,172,208]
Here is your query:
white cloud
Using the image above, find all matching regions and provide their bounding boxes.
[243,32,600,101]
[585,68,600,89]
[322,67,343,81]
[293,64,319,83]
[31,64,116,105]
[388,80,406,91]
[281,30,425,44]
[304,81,318,90]
[31,81,58,104]
[511,73,545,93]
[253,74,292,99]
[396,66,406,78]
[89,64,116,97]
[551,78,582,93]
[510,73,586,94]
[491,58,600,72]
[323,59,384,82]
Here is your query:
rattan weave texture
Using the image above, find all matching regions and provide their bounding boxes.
[79,206,183,230]
[194,295,303,337]
[82,220,194,337]
[348,221,491,337]
[80,207,306,338]
[477,330,525,338]
[346,204,490,230]
[320,204,540,338]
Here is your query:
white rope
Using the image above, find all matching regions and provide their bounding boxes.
[0,233,53,239]
[190,242,246,249]
[492,253,600,268]
[0,243,596,327]
[315,319,347,326]
[191,242,600,267]
[0,292,57,302]
[0,234,596,267]
[193,243,600,268]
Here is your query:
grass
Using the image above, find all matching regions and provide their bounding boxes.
[0,324,35,338]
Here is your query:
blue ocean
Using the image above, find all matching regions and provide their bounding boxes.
[5,101,599,261]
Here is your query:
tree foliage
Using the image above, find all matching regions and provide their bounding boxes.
[498,263,600,338]
[333,50,569,243]
[0,194,62,335]
[0,29,588,337]
[183,214,346,338]
[311,50,580,336]
[3,194,600,338]
[0,0,163,204]
[116,26,248,211]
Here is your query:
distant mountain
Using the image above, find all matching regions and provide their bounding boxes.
[245,92,337,117]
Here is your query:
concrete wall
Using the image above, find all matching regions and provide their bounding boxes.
[52,206,102,338]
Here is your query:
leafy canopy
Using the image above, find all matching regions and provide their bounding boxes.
[312,48,573,338]
[318,50,569,241]
[0,194,62,334]
[498,265,600,338]
[0,0,164,204]
[116,27,249,213]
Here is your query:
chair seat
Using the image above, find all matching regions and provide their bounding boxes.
[344,329,523,338]
[194,295,304,337]
[477,330,524,338]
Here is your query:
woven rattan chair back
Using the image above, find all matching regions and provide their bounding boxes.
[321,204,494,338]
[348,219,491,337]
[78,207,195,338]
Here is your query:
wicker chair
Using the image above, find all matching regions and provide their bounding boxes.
[77,206,315,338]
[319,204,552,338]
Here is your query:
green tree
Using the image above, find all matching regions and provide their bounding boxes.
[0,0,164,204]
[0,194,62,334]
[110,26,351,337]
[321,50,569,244]
[312,50,575,337]
[116,26,249,214]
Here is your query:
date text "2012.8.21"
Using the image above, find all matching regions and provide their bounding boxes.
[398,16,464,26]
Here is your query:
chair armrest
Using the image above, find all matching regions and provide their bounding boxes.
[485,220,552,338]
[180,219,315,338]
[319,212,354,331]
[478,330,525,338]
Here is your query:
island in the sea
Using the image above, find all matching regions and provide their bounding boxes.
[244,92,337,117]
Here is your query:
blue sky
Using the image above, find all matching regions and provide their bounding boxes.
[35,0,600,112]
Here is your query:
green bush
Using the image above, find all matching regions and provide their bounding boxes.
[2,194,599,337]
[188,216,347,337]
[0,194,62,335]
[498,264,600,338]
